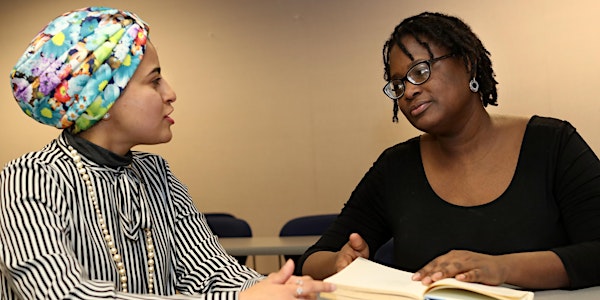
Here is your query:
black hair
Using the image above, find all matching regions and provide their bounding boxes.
[382,12,498,122]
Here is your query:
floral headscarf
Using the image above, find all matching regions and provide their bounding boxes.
[10,6,149,133]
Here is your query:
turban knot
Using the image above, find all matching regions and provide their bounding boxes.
[10,6,150,133]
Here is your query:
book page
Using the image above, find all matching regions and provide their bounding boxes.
[323,257,426,299]
[426,279,534,300]
[322,257,534,300]
[424,288,502,300]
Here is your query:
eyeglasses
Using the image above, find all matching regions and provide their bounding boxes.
[383,53,454,100]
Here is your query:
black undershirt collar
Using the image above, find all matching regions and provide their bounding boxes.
[63,130,133,168]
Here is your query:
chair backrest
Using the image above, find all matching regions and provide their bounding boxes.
[204,212,236,219]
[205,215,252,238]
[279,214,338,237]
[204,214,252,265]
[279,214,337,270]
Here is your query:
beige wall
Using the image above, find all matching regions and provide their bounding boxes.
[2,0,600,273]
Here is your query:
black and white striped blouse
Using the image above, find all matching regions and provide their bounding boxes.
[0,131,263,299]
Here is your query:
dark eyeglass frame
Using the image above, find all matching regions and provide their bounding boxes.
[383,53,455,100]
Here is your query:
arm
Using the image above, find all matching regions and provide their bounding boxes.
[164,161,263,297]
[412,250,569,289]
[548,121,600,288]
[302,234,370,280]
[0,158,173,299]
[501,251,568,288]
[164,161,336,298]
[302,252,341,280]
[298,147,400,279]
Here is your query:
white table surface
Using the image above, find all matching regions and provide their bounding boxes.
[533,286,600,299]
[218,235,320,256]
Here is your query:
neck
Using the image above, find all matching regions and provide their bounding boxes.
[423,112,496,159]
[78,125,132,156]
[64,130,133,167]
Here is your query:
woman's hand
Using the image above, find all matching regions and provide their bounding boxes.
[240,259,336,299]
[334,233,370,273]
[301,233,370,279]
[412,250,508,286]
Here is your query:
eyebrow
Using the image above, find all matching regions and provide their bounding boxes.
[147,67,161,77]
[391,58,428,79]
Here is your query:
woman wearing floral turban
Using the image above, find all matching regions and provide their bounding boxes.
[1,6,334,299]
[11,7,147,133]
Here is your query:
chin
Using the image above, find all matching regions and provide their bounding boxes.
[159,134,173,144]
[409,119,435,134]
[145,132,173,145]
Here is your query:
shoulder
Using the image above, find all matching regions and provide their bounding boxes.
[366,137,421,173]
[528,115,574,130]
[526,115,577,140]
[379,136,420,159]
[522,116,589,159]
[2,137,68,174]
[491,114,572,132]
[1,137,78,207]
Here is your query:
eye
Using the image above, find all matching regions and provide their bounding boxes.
[391,81,403,93]
[407,63,430,83]
[152,77,162,87]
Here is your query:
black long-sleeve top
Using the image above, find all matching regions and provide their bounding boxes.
[298,116,600,289]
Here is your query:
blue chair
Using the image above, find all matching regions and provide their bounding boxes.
[373,238,394,266]
[279,214,337,266]
[205,213,253,265]
[204,212,236,218]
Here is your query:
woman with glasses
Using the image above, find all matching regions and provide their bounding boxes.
[298,12,600,290]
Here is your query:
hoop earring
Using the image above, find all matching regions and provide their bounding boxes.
[469,78,479,93]
[102,112,111,120]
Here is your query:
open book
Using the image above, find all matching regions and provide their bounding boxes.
[320,257,534,300]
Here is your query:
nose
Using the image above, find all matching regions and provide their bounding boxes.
[403,81,421,101]
[162,78,177,103]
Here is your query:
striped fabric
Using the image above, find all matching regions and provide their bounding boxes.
[0,132,263,299]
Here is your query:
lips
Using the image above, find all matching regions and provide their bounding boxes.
[165,115,175,125]
[409,101,431,117]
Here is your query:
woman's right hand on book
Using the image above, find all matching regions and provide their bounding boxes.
[335,233,370,273]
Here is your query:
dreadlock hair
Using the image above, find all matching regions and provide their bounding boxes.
[382,12,498,122]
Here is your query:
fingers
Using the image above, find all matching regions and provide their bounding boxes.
[411,250,505,286]
[348,233,368,253]
[268,259,294,284]
[412,271,442,285]
[412,250,472,284]
[288,275,336,299]
[335,246,358,272]
[291,278,306,299]
[335,233,370,273]
[275,260,335,298]
[456,269,479,282]
[241,269,336,300]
